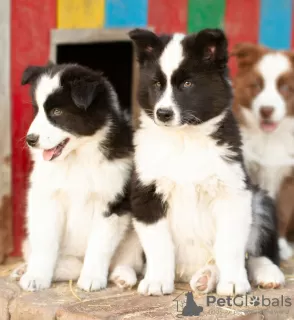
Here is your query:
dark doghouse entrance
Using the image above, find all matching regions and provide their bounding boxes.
[56,41,133,113]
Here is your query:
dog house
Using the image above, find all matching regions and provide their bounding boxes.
[2,0,294,259]
[50,29,140,122]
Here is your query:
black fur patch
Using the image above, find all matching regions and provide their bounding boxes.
[211,108,252,189]
[129,29,172,65]
[248,187,280,266]
[211,108,242,162]
[21,63,132,161]
[131,171,167,224]
[104,182,131,217]
[100,116,133,160]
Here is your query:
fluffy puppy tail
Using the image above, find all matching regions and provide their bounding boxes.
[247,187,280,266]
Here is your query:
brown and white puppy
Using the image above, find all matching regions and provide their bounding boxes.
[232,43,294,260]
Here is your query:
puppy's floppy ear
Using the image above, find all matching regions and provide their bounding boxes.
[231,42,268,72]
[70,79,98,110]
[21,65,45,85]
[186,28,228,65]
[129,28,162,64]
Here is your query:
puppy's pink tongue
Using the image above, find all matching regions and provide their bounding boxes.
[261,122,277,132]
[43,149,55,161]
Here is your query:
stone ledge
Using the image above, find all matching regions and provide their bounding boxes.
[1,260,294,319]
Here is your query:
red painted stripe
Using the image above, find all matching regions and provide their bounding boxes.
[11,0,56,256]
[148,0,188,33]
[224,0,260,78]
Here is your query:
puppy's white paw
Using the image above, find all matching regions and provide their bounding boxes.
[217,278,251,296]
[110,265,137,289]
[77,274,107,292]
[190,265,218,294]
[279,238,293,261]
[19,272,51,291]
[249,258,285,289]
[138,278,174,296]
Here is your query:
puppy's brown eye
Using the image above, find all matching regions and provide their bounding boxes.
[280,83,290,94]
[183,81,192,88]
[250,82,262,93]
[154,81,162,89]
[51,108,62,116]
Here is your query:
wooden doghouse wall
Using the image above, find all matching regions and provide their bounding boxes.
[9,0,294,256]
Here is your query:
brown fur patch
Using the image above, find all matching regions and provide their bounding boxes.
[231,43,269,74]
[231,43,268,126]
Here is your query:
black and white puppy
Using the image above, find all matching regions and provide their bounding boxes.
[129,28,284,296]
[13,63,143,291]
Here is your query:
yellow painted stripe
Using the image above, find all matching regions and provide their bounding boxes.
[58,0,105,29]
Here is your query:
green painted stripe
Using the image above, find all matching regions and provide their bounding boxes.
[188,0,226,33]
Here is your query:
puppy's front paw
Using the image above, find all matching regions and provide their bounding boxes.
[77,274,107,292]
[138,278,174,296]
[217,278,251,296]
[19,272,51,291]
[250,262,285,289]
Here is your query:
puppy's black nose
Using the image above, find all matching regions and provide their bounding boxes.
[156,108,174,122]
[26,134,39,147]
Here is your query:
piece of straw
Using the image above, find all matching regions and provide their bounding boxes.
[69,280,82,301]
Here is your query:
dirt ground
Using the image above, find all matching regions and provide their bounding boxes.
[1,256,294,320]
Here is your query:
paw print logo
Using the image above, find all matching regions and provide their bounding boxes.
[249,296,260,307]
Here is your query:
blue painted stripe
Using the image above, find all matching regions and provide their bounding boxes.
[259,0,292,49]
[105,0,148,28]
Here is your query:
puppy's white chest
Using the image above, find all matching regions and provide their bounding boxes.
[136,127,228,186]
[242,127,294,198]
[31,151,130,256]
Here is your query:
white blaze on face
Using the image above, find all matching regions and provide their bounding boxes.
[28,73,69,151]
[253,53,291,123]
[155,33,185,125]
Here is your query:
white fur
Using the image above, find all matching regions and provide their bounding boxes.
[134,219,175,295]
[134,110,252,295]
[253,53,291,123]
[241,113,294,199]
[19,73,142,291]
[278,237,293,261]
[247,256,285,287]
[28,73,75,158]
[36,73,61,107]
[154,34,185,126]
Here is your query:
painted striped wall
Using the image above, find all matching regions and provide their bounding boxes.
[10,0,294,255]
[56,0,294,74]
